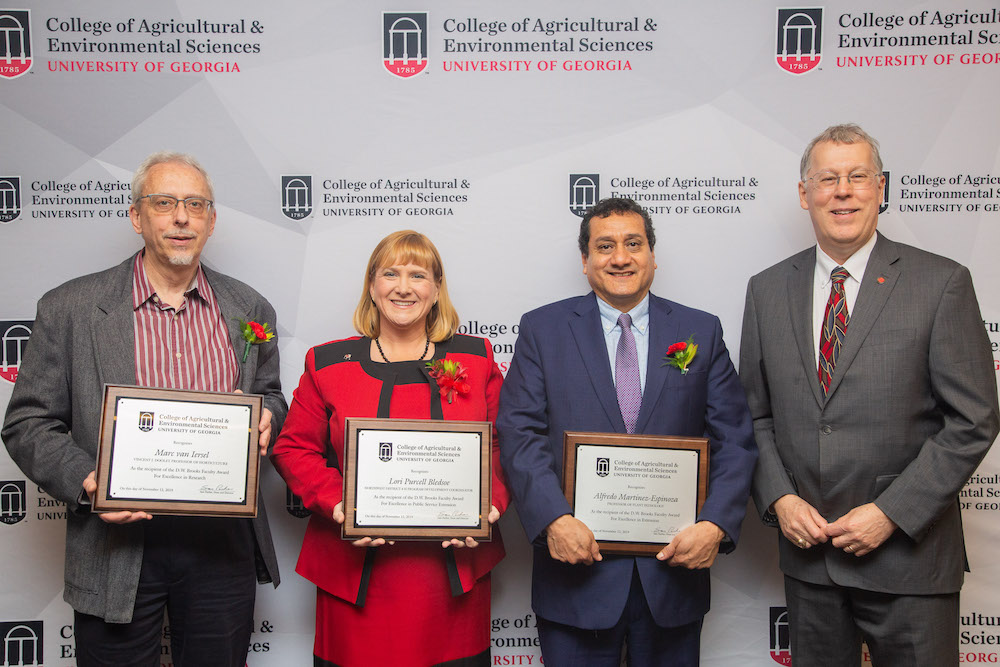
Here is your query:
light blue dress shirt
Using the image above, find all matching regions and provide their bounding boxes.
[596,293,650,393]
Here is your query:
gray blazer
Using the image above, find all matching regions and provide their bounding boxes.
[740,233,999,594]
[2,255,288,623]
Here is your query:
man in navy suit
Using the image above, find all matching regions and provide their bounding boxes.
[498,197,756,666]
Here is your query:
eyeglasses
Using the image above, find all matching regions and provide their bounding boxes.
[138,194,214,216]
[805,170,880,192]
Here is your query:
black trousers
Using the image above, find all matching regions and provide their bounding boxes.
[75,516,257,667]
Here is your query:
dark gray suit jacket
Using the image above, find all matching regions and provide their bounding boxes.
[740,233,999,594]
[2,255,288,622]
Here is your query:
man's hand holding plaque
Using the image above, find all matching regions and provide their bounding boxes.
[655,520,724,569]
[546,514,603,565]
[84,470,152,524]
[234,389,274,457]
[561,432,710,557]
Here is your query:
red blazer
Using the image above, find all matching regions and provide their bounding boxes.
[272,334,509,603]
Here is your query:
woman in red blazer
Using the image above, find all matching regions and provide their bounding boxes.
[271,230,509,666]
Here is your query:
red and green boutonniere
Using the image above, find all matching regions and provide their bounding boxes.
[426,359,471,404]
[663,336,698,375]
[237,319,275,362]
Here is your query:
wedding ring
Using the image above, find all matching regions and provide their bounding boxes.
[846,544,855,553]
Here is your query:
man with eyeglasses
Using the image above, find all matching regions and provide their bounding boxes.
[739,124,998,666]
[2,151,287,666]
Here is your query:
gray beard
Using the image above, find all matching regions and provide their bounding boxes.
[168,252,195,266]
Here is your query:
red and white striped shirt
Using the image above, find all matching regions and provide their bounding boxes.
[132,253,239,392]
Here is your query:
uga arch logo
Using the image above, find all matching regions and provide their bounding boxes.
[281,175,313,220]
[879,170,890,214]
[286,487,311,518]
[0,480,26,525]
[595,457,610,477]
[138,411,155,432]
[768,606,791,665]
[383,12,428,78]
[378,441,393,462]
[776,7,823,75]
[0,620,43,666]
[0,10,32,79]
[0,320,32,384]
[569,174,600,218]
[0,176,21,223]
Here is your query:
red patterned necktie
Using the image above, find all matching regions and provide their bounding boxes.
[615,313,642,433]
[818,266,850,396]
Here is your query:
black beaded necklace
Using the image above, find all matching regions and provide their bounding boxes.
[374,336,430,363]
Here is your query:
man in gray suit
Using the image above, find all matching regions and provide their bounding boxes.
[2,152,287,667]
[740,124,998,666]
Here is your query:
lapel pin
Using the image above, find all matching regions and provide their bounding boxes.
[344,354,352,360]
[877,276,885,284]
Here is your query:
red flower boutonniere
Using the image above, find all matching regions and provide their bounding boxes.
[663,335,698,375]
[426,359,471,404]
[237,319,275,362]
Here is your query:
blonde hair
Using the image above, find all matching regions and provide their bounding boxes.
[352,230,459,342]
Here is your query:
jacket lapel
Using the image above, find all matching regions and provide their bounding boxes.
[823,233,900,400]
[787,247,824,408]
[568,293,625,431]
[94,257,139,387]
[635,295,676,433]
[204,265,254,392]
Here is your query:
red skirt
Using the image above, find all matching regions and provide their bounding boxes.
[314,542,491,667]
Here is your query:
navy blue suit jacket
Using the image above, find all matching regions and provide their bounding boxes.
[498,292,756,629]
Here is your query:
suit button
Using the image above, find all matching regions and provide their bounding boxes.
[821,425,832,435]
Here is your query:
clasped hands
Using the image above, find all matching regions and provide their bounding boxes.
[544,514,724,569]
[333,501,500,549]
[772,494,897,557]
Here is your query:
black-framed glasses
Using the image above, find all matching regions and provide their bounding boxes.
[805,170,880,192]
[138,194,214,216]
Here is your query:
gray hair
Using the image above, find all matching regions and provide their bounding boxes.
[130,151,214,204]
[800,124,883,180]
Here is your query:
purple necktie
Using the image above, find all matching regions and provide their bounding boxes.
[616,313,642,433]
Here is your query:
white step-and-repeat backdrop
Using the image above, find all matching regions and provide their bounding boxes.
[2,2,999,665]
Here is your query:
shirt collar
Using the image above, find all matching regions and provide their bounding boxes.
[131,250,209,310]
[597,292,650,334]
[815,232,877,286]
